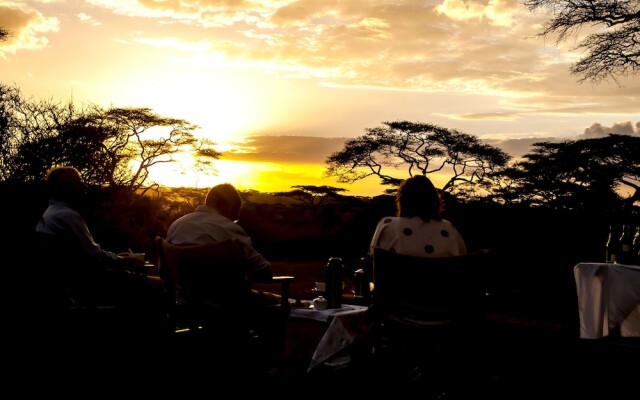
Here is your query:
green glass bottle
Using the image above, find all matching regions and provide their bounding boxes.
[632,226,640,265]
[605,225,618,263]
[618,224,633,265]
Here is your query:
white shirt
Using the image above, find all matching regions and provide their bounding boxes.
[369,216,467,258]
[166,205,271,278]
[36,200,119,262]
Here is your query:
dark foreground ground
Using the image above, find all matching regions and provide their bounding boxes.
[10,311,638,398]
[7,260,639,397]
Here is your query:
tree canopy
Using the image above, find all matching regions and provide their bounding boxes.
[0,83,220,193]
[325,121,510,195]
[493,134,640,210]
[525,0,640,83]
[272,185,347,208]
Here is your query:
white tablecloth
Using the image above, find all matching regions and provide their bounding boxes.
[574,262,640,338]
[289,304,370,371]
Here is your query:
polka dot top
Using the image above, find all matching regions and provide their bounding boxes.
[369,216,467,258]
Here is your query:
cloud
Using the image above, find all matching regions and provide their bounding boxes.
[81,1,551,92]
[483,137,562,159]
[79,0,640,120]
[221,135,348,164]
[485,120,640,157]
[578,121,640,139]
[87,0,266,27]
[435,0,518,27]
[436,112,519,121]
[0,2,59,56]
[219,117,640,169]
[227,132,554,164]
[9,0,640,122]
[77,13,102,27]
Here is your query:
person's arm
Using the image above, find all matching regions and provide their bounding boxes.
[62,209,120,261]
[63,209,142,268]
[242,240,273,282]
[229,223,273,281]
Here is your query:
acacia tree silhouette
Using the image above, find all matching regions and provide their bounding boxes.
[0,83,220,195]
[272,185,347,208]
[492,134,640,212]
[525,0,640,84]
[325,120,511,197]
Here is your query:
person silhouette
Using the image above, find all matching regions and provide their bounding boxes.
[369,175,467,258]
[166,182,279,306]
[36,166,161,307]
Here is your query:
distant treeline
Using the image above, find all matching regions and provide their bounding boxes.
[4,179,622,328]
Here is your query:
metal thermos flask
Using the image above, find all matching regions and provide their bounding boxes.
[325,257,344,309]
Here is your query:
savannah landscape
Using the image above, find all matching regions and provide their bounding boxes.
[3,1,640,388]
[2,82,639,395]
[2,79,638,338]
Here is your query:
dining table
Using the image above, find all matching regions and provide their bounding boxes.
[286,303,371,373]
[574,262,640,339]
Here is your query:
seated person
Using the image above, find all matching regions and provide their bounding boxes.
[166,183,285,365]
[166,182,280,306]
[369,175,467,258]
[35,166,160,306]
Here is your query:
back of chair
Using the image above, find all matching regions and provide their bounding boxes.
[37,232,112,308]
[155,237,294,372]
[156,237,250,310]
[372,247,489,327]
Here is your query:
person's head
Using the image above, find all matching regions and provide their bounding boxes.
[205,183,242,221]
[395,175,442,222]
[45,166,86,206]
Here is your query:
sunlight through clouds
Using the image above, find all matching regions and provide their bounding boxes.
[81,0,550,95]
[435,0,518,27]
[86,0,277,27]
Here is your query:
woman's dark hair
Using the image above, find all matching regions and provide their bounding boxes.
[395,175,442,222]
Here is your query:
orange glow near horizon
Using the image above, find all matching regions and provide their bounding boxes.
[148,158,387,197]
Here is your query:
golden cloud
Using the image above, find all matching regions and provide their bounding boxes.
[0,3,59,55]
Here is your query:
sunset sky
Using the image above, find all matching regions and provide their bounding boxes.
[1,0,639,196]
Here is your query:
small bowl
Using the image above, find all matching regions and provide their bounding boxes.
[312,296,328,310]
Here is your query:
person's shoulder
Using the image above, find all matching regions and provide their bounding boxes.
[440,219,462,232]
[49,202,81,217]
[170,207,204,224]
[374,216,397,230]
[377,216,398,224]
[438,218,456,227]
